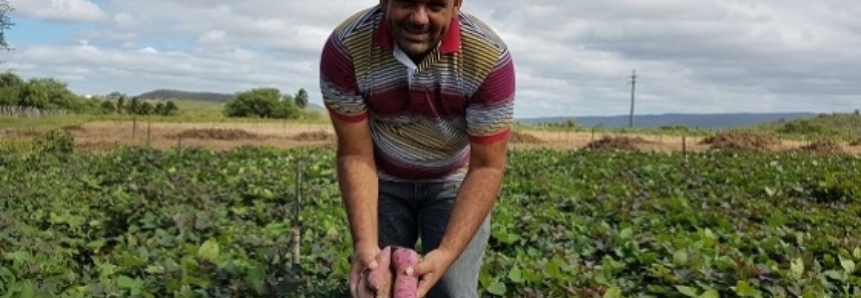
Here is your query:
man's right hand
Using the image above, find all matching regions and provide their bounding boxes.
[349,244,381,297]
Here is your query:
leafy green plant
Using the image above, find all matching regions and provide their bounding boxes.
[1,145,859,297]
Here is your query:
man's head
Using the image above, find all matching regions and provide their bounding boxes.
[380,0,462,61]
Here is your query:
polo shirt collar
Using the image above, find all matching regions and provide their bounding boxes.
[375,13,461,54]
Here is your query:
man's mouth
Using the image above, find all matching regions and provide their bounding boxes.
[401,27,429,41]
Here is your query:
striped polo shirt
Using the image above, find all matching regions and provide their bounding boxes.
[319,5,515,181]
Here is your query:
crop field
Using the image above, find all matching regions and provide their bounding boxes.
[1,130,860,297]
[4,120,861,155]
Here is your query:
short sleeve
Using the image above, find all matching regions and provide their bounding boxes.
[466,49,515,144]
[319,32,367,122]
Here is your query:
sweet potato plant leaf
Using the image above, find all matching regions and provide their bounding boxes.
[699,289,720,298]
[676,285,698,297]
[838,255,856,274]
[508,266,523,284]
[602,286,623,298]
[197,238,220,262]
[733,281,761,298]
[485,281,507,296]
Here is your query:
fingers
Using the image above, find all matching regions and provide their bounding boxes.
[366,259,379,271]
[349,266,362,297]
[415,272,436,298]
[349,251,381,297]
[406,256,429,277]
[407,259,435,298]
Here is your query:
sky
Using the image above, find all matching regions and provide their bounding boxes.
[3,0,860,118]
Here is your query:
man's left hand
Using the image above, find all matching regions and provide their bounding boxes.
[406,248,458,298]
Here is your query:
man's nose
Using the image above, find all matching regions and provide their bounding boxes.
[409,7,429,25]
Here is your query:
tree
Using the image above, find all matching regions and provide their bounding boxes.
[223,87,301,119]
[116,96,125,113]
[99,100,116,114]
[0,1,13,51]
[163,100,179,115]
[127,97,140,114]
[294,88,308,109]
[0,70,22,106]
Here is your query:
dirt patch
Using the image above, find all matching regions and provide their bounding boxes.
[509,131,543,144]
[699,131,779,152]
[293,131,334,141]
[61,124,84,132]
[795,139,844,154]
[2,128,43,138]
[583,135,650,151]
[76,141,124,152]
[168,128,263,140]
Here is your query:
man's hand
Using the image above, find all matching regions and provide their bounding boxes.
[350,244,382,298]
[406,248,457,298]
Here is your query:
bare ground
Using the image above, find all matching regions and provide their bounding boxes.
[7,120,861,155]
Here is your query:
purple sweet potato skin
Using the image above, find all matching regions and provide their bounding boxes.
[367,246,392,289]
[392,248,420,298]
[375,269,394,298]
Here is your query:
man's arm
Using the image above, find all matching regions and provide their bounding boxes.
[437,47,516,260]
[436,134,509,256]
[319,31,379,249]
[332,116,379,249]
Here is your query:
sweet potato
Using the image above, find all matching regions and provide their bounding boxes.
[391,247,420,298]
[374,270,394,298]
[372,247,394,298]
[367,246,393,290]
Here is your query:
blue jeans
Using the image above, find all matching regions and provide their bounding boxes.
[377,178,491,298]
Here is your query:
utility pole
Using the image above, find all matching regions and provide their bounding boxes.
[628,69,637,128]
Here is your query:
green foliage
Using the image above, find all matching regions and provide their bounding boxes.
[136,89,236,102]
[2,145,861,297]
[776,119,832,137]
[0,71,110,115]
[223,87,301,119]
[0,72,181,117]
[120,96,179,116]
[294,88,309,109]
[751,112,861,142]
[0,0,13,51]
[31,129,75,157]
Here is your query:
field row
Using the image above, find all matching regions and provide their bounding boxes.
[1,132,861,297]
[4,120,861,154]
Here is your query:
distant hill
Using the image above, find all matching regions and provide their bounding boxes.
[518,112,819,129]
[135,89,236,102]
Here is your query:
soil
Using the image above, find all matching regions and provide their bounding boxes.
[293,131,335,142]
[509,131,543,144]
[698,131,779,152]
[582,135,651,151]
[794,139,844,154]
[168,128,263,140]
[8,121,859,155]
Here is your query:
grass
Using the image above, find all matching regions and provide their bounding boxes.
[745,112,861,142]
[516,112,861,143]
[3,101,860,152]
[0,100,331,131]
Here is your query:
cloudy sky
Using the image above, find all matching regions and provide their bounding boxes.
[3,0,859,118]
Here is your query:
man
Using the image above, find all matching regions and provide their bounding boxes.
[318,0,515,297]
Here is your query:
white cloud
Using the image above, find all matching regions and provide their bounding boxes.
[4,0,861,117]
[12,0,105,22]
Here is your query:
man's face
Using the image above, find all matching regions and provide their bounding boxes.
[381,0,461,60]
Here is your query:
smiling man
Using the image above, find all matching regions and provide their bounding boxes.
[319,0,515,297]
